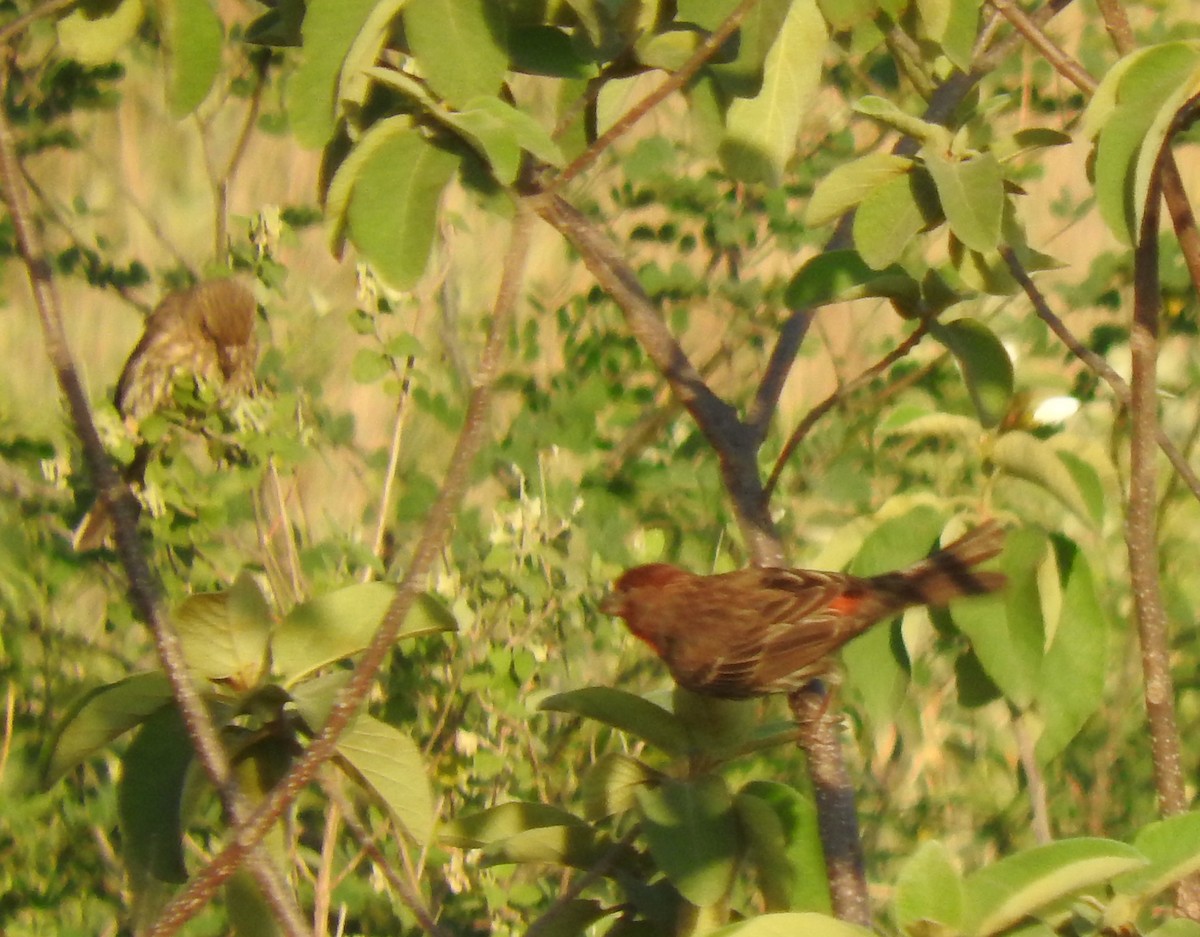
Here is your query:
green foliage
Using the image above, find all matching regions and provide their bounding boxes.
[5,0,1200,934]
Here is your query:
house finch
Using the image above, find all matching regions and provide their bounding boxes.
[72,279,259,551]
[600,521,1006,698]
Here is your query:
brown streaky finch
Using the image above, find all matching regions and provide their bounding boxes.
[600,521,1006,699]
[72,279,259,551]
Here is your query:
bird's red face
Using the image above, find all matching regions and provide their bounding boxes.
[599,563,689,617]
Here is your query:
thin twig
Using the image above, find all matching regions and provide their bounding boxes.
[319,776,453,937]
[145,205,535,937]
[547,0,759,191]
[765,319,931,499]
[525,828,640,937]
[1000,249,1200,505]
[0,0,76,45]
[1010,706,1052,844]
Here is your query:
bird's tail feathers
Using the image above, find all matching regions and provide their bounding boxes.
[870,520,1007,607]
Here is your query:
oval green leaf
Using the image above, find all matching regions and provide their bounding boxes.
[896,840,967,934]
[337,714,435,845]
[805,152,914,227]
[273,584,455,685]
[163,0,224,117]
[119,706,193,885]
[923,151,1004,254]
[346,130,460,290]
[539,686,691,755]
[719,0,827,186]
[930,317,1013,428]
[964,838,1147,936]
[42,671,174,786]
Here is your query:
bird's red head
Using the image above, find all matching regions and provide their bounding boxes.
[599,563,689,617]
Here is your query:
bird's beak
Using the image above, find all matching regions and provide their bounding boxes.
[598,592,621,615]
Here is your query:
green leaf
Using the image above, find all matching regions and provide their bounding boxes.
[442,801,587,847]
[346,130,461,290]
[119,706,193,885]
[923,151,1004,253]
[450,96,563,183]
[805,152,913,227]
[719,0,827,186]
[509,25,598,79]
[737,780,828,913]
[1055,449,1105,525]
[1131,56,1200,237]
[636,776,739,908]
[964,839,1147,936]
[324,114,413,254]
[273,584,455,685]
[403,0,508,108]
[1034,540,1108,763]
[581,752,657,820]
[57,0,144,66]
[991,432,1093,522]
[785,250,920,310]
[952,526,1045,709]
[940,0,983,72]
[351,348,391,384]
[854,96,952,150]
[1090,43,1200,244]
[853,171,928,269]
[42,671,175,786]
[337,714,435,845]
[896,840,967,934]
[162,0,224,117]
[842,508,944,724]
[636,28,704,70]
[539,686,691,755]
[930,317,1013,428]
[1114,812,1200,902]
[337,0,409,108]
[287,0,381,148]
[174,571,273,687]
[226,870,281,937]
[709,912,875,937]
[482,824,610,868]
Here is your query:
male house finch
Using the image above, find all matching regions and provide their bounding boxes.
[600,521,1005,698]
[72,279,259,551]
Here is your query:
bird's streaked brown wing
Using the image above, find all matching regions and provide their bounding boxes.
[669,568,878,698]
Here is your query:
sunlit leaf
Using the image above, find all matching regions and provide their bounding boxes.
[273,584,455,685]
[896,840,967,934]
[540,686,691,755]
[965,839,1146,936]
[720,0,826,185]
[805,152,913,227]
[42,671,174,786]
[162,0,224,117]
[924,151,1004,253]
[337,714,435,845]
[403,0,507,108]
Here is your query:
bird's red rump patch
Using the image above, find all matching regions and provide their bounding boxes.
[827,593,863,615]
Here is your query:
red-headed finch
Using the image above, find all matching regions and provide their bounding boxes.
[600,521,1006,698]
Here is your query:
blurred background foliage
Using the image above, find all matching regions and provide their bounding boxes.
[3,0,1200,934]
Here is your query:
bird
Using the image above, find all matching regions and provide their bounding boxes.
[72,278,259,551]
[599,521,1006,699]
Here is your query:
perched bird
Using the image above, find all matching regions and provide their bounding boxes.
[600,522,1006,699]
[72,279,259,551]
